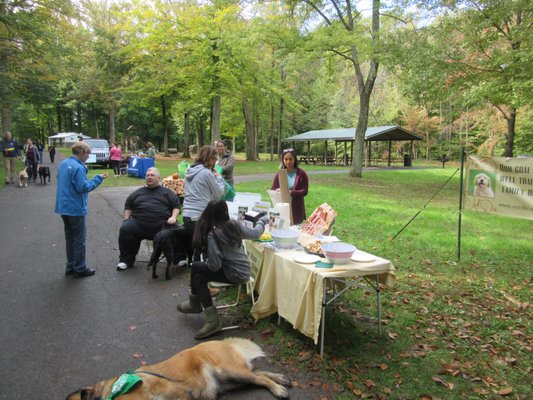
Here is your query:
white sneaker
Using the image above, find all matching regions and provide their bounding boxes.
[177,260,188,268]
[116,262,128,270]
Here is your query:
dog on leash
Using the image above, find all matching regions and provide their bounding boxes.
[38,166,51,184]
[65,338,290,400]
[148,224,192,280]
[18,168,29,187]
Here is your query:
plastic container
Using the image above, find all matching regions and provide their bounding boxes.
[321,242,356,265]
[270,229,300,249]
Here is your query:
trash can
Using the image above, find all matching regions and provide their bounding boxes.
[403,154,412,167]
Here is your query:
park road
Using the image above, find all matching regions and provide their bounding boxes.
[0,152,331,399]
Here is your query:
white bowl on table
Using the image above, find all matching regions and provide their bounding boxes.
[321,242,357,265]
[270,229,300,249]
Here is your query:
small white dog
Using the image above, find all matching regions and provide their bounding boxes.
[18,167,29,187]
[473,172,494,198]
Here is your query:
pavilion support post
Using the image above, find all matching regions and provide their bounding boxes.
[307,140,311,164]
[344,141,348,166]
[334,141,338,165]
[323,140,327,165]
[388,140,392,166]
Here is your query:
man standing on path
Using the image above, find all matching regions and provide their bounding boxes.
[0,131,22,184]
[55,141,108,278]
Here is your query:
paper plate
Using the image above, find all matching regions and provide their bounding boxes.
[350,252,376,262]
[294,254,321,264]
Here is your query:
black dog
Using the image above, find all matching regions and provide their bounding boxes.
[38,166,51,184]
[148,224,192,280]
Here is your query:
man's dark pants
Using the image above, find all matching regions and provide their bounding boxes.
[119,218,162,267]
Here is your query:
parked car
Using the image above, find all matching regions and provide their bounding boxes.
[84,139,110,167]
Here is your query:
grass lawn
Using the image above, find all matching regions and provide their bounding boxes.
[235,168,531,399]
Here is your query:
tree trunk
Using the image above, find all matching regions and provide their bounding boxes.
[278,97,284,157]
[2,107,10,135]
[270,103,275,161]
[183,111,190,158]
[254,99,260,160]
[198,117,205,148]
[504,107,516,157]
[76,103,83,133]
[348,0,380,178]
[56,104,62,133]
[242,97,256,161]
[211,94,221,144]
[161,95,169,156]
[108,104,115,142]
[277,66,286,157]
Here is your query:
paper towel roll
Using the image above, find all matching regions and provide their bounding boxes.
[274,202,291,224]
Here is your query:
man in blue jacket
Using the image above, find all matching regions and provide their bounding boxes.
[1,131,22,184]
[55,141,108,278]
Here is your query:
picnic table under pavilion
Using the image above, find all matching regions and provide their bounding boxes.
[285,125,423,167]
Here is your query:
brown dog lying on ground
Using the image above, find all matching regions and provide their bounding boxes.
[66,338,290,400]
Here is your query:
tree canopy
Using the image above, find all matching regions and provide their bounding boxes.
[2,0,531,162]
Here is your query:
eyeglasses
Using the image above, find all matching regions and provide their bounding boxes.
[282,148,294,154]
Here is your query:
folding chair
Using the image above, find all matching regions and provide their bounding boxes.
[208,277,256,331]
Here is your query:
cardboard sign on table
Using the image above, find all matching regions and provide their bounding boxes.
[277,169,293,225]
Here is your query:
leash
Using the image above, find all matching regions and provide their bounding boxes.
[391,168,460,240]
[133,370,179,382]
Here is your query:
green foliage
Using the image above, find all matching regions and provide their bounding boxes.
[2,0,531,165]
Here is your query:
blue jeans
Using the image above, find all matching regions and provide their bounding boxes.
[61,215,87,273]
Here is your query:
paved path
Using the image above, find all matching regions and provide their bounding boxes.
[234,165,428,183]
[0,153,336,399]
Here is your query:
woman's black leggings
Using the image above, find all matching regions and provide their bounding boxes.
[190,261,232,308]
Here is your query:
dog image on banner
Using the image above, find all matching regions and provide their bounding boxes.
[473,172,495,198]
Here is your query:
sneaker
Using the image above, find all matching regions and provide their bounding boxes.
[116,262,129,270]
[177,260,188,268]
[73,268,96,278]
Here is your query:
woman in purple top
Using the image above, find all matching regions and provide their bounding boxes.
[271,148,309,225]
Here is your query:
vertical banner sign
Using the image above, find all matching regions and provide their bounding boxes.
[463,155,533,220]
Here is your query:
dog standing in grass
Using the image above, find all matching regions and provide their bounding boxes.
[65,338,290,400]
[18,167,29,187]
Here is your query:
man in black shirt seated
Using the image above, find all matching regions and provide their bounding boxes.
[117,167,181,270]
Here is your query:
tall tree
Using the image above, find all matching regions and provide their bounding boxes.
[294,0,381,177]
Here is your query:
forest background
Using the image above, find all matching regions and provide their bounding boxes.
[1,0,532,173]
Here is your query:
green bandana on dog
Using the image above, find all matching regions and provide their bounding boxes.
[107,372,142,400]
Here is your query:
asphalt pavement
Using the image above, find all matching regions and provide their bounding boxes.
[0,153,330,399]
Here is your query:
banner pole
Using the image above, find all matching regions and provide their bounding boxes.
[457,147,466,261]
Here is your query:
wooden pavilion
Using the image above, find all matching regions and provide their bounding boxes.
[285,125,423,166]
